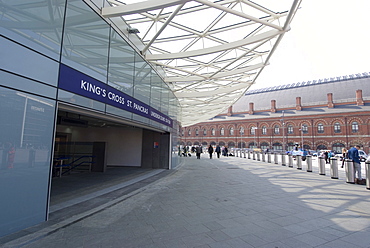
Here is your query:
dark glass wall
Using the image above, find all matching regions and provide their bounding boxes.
[0,0,179,237]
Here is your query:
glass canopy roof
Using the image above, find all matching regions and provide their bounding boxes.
[102,0,301,126]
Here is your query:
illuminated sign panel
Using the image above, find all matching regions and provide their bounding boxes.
[58,64,172,127]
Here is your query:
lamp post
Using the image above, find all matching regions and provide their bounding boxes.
[299,126,304,149]
[280,110,285,152]
[240,127,244,148]
[252,127,258,148]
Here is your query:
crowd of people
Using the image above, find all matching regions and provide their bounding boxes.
[178,145,233,159]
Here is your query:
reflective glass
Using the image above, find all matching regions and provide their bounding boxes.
[133,54,151,104]
[0,37,59,86]
[106,105,132,120]
[0,87,55,237]
[58,89,105,112]
[61,0,110,83]
[150,73,162,111]
[0,70,57,99]
[0,0,65,60]
[108,29,135,96]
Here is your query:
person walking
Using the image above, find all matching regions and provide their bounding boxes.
[195,145,202,159]
[347,145,364,184]
[215,145,221,158]
[208,145,214,159]
[224,146,229,157]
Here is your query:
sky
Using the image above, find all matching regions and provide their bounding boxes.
[250,0,370,90]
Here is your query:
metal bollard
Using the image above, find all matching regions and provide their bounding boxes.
[247,150,251,159]
[306,155,312,172]
[243,149,246,158]
[345,159,355,184]
[267,153,271,163]
[262,152,265,162]
[274,153,278,164]
[256,152,260,161]
[366,161,370,190]
[319,157,326,175]
[288,154,293,167]
[236,149,239,157]
[296,155,302,170]
[281,153,286,166]
[330,157,338,179]
[252,151,256,160]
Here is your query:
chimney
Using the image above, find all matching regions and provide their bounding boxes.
[249,102,254,115]
[227,106,233,116]
[296,97,302,111]
[327,93,334,108]
[271,100,277,113]
[356,89,364,105]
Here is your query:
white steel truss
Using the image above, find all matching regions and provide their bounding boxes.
[102,0,301,126]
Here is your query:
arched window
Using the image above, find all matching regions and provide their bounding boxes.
[287,142,295,151]
[203,129,207,136]
[352,121,359,133]
[301,124,308,134]
[240,127,244,135]
[317,123,324,133]
[251,127,257,135]
[273,142,282,151]
[334,122,341,133]
[187,129,191,136]
[195,129,199,136]
[211,128,215,136]
[317,144,327,150]
[181,129,184,136]
[230,127,234,135]
[332,143,345,153]
[274,125,280,134]
[262,126,267,135]
[260,142,269,150]
[220,128,225,136]
[228,141,235,148]
[287,125,293,134]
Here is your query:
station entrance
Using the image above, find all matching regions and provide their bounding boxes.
[49,106,171,215]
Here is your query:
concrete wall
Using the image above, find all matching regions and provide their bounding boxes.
[56,126,143,167]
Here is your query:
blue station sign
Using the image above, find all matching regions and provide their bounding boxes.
[58,64,173,127]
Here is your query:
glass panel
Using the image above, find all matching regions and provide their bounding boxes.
[106,105,132,120]
[0,0,65,60]
[61,0,110,83]
[133,54,151,104]
[0,87,55,237]
[58,89,105,112]
[0,70,57,99]
[108,29,135,96]
[150,72,162,111]
[0,37,59,86]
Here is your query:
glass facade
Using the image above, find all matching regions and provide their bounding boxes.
[0,0,179,237]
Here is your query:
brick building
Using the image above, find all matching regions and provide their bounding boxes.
[180,73,370,153]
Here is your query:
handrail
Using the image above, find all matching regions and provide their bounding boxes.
[54,155,96,176]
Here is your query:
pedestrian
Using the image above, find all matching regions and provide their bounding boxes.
[324,150,329,164]
[347,145,364,184]
[215,145,221,158]
[195,145,202,159]
[341,147,347,168]
[208,145,214,159]
[224,146,228,157]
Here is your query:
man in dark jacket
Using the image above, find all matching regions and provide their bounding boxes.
[208,145,214,159]
[347,145,363,184]
[215,145,221,158]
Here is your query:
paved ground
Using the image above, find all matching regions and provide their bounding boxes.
[2,154,370,248]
